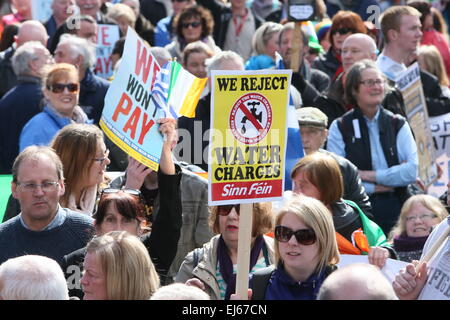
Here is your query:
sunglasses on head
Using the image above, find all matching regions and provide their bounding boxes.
[101,188,141,197]
[47,83,79,93]
[332,27,354,36]
[217,204,240,216]
[182,21,201,29]
[275,226,316,245]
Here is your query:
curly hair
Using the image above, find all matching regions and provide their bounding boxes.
[173,5,214,41]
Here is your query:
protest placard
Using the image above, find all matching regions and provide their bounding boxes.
[428,114,450,197]
[396,63,437,187]
[208,70,292,206]
[100,27,164,171]
[338,254,408,283]
[208,69,291,300]
[95,24,120,80]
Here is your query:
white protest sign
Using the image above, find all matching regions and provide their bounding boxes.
[338,254,408,283]
[428,114,450,198]
[95,24,120,80]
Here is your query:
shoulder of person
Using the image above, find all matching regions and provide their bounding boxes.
[64,209,95,226]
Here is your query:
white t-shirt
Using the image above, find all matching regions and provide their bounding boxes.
[418,217,450,300]
[376,54,407,81]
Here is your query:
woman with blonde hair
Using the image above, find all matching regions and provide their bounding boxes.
[245,21,283,70]
[106,3,137,36]
[417,45,450,98]
[176,202,275,300]
[50,123,110,215]
[81,231,160,300]
[389,194,448,262]
[291,152,395,268]
[250,194,339,300]
[20,63,89,151]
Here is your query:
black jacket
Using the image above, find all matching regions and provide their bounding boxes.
[61,166,183,299]
[312,49,341,80]
[0,46,16,98]
[319,149,373,219]
[291,63,330,107]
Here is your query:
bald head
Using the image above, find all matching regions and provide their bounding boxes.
[15,20,49,47]
[318,263,398,300]
[341,33,377,72]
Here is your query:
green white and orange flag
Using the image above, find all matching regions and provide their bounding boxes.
[152,60,207,119]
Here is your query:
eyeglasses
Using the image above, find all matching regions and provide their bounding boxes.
[182,21,201,29]
[218,204,240,216]
[275,225,316,245]
[406,213,438,222]
[92,149,110,164]
[359,79,385,87]
[47,83,79,93]
[16,181,60,192]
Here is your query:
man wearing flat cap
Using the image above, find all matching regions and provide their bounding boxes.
[293,107,373,218]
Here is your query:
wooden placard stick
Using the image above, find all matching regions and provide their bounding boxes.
[416,224,450,273]
[235,203,253,300]
[290,22,302,73]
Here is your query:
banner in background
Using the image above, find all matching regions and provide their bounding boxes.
[396,63,437,187]
[95,24,120,80]
[428,114,450,197]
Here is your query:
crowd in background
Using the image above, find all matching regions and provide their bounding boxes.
[0,0,449,300]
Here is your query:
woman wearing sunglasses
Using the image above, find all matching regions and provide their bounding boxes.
[175,202,275,300]
[165,5,221,61]
[249,194,339,300]
[291,152,396,269]
[312,10,366,81]
[19,63,89,151]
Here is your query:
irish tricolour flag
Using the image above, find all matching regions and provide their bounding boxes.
[152,60,207,119]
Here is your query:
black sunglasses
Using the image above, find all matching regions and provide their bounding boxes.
[275,226,316,245]
[182,21,201,29]
[332,27,354,36]
[48,83,79,93]
[218,204,240,216]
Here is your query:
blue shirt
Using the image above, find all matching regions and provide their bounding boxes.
[327,107,418,194]
[154,16,173,47]
[19,105,72,151]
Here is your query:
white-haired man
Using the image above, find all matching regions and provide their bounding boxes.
[0,255,70,300]
[0,41,53,174]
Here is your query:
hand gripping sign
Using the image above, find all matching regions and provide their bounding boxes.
[208,69,292,300]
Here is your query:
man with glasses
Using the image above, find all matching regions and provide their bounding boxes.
[0,146,94,265]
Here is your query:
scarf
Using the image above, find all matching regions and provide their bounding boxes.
[332,49,344,82]
[217,235,265,300]
[66,185,98,215]
[393,234,429,252]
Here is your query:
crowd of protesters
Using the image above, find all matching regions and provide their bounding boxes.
[0,0,449,301]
